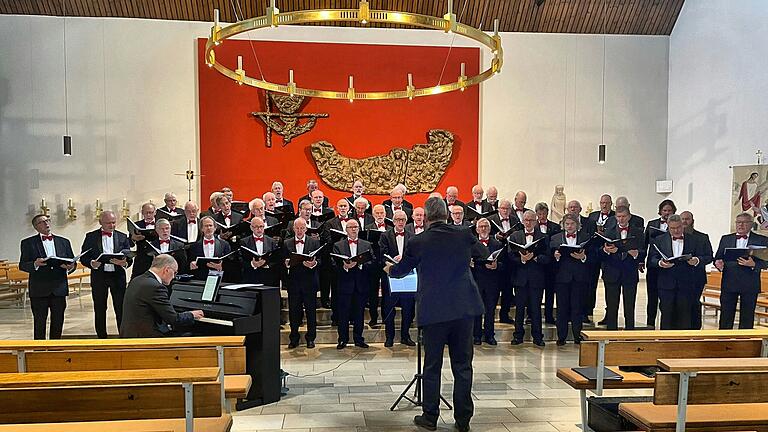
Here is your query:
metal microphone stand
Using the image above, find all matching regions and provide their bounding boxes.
[390,328,452,410]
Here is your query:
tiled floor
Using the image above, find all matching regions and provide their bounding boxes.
[0,281,720,431]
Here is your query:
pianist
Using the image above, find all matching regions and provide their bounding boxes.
[120,254,204,338]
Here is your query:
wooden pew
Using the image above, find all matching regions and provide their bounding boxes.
[702,272,768,324]
[557,330,768,432]
[0,337,250,407]
[0,367,230,432]
[620,359,768,432]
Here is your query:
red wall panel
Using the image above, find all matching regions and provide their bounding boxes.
[198,38,479,208]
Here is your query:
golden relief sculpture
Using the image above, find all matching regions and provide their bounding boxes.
[309,129,455,194]
[251,92,329,147]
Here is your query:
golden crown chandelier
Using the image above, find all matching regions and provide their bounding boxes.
[204,0,503,101]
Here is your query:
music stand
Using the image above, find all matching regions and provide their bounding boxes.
[390,328,452,410]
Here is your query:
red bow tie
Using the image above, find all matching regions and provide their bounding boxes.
[203,239,214,245]
[394,206,401,210]
[395,232,405,237]
[516,208,524,212]
[253,237,263,242]
[602,212,610,216]
[348,239,358,245]
[525,231,535,236]
[160,239,171,245]
[295,239,304,244]
[475,202,482,206]
[223,213,231,217]
[620,226,630,232]
[501,218,509,222]
[415,225,423,229]
[188,219,196,224]
[566,233,577,239]
[479,239,489,245]
[672,236,684,241]
[539,221,547,226]
[377,223,385,228]
[41,235,53,241]
[101,231,112,237]
[340,217,349,222]
[736,234,748,240]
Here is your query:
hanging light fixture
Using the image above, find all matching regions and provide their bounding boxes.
[62,0,71,157]
[598,0,607,165]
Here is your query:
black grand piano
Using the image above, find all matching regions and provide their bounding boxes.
[170,281,281,409]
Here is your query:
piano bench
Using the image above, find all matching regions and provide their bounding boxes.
[224,374,252,400]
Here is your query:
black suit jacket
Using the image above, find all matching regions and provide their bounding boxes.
[80,229,133,277]
[599,225,646,284]
[579,215,597,235]
[352,213,375,230]
[648,232,712,295]
[445,199,466,214]
[333,239,374,294]
[390,221,484,326]
[714,232,768,294]
[385,204,413,221]
[19,234,75,297]
[274,198,295,215]
[603,213,645,232]
[471,236,506,291]
[239,235,280,286]
[464,200,495,222]
[119,271,194,338]
[482,199,499,211]
[508,230,550,288]
[214,212,244,229]
[282,237,322,292]
[644,218,668,266]
[549,231,592,284]
[297,194,329,208]
[379,229,413,263]
[689,229,713,288]
[346,195,373,214]
[284,218,323,239]
[405,222,426,236]
[188,238,231,280]
[511,207,532,225]
[171,218,202,242]
[383,198,414,211]
[588,210,615,233]
[538,220,562,237]
[132,238,188,278]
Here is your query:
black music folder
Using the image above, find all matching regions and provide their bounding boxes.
[156,208,184,222]
[572,367,623,381]
[466,207,499,220]
[598,234,639,253]
[330,250,374,266]
[215,220,251,238]
[288,244,325,267]
[473,248,504,265]
[194,250,238,266]
[508,237,544,253]
[239,246,277,262]
[127,219,158,241]
[492,220,523,238]
[652,244,692,263]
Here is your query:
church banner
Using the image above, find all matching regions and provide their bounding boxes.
[732,164,768,232]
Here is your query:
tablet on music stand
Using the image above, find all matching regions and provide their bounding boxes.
[201,274,222,302]
[389,270,418,293]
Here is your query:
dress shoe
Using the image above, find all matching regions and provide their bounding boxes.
[306,341,315,348]
[413,415,437,431]
[525,317,532,325]
[384,339,394,348]
[597,318,607,326]
[401,338,416,346]
[336,341,347,350]
[473,338,482,346]
[455,422,471,432]
[287,341,299,349]
[354,342,369,348]
[510,339,523,346]
[368,319,378,327]
[499,317,514,324]
[533,340,545,347]
[574,337,581,345]
[484,337,498,346]
[556,339,566,346]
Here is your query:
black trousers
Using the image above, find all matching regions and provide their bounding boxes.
[646,267,660,327]
[91,271,126,338]
[30,295,67,340]
[659,289,692,330]
[422,318,475,425]
[336,289,366,344]
[584,263,601,318]
[319,262,334,305]
[691,283,706,330]
[544,272,556,322]
[385,292,415,341]
[473,285,500,340]
[287,287,317,343]
[603,280,637,330]
[368,269,390,324]
[499,283,514,320]
[556,281,583,342]
[513,284,543,342]
[720,291,758,329]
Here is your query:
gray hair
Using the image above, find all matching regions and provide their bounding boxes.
[155,218,171,228]
[522,210,536,219]
[151,254,178,270]
[534,202,548,212]
[667,214,682,223]
[562,213,581,229]
[424,197,448,223]
[200,215,216,226]
[736,212,754,221]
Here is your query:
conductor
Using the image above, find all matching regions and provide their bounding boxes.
[385,197,484,432]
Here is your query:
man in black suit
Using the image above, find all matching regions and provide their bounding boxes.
[511,191,530,225]
[158,192,180,216]
[283,217,322,348]
[19,214,76,339]
[80,210,132,338]
[600,206,646,330]
[130,202,157,280]
[271,181,295,215]
[385,197,484,432]
[188,216,230,281]
[444,186,465,214]
[550,214,592,345]
[309,190,335,309]
[352,197,375,229]
[565,200,598,323]
[534,202,562,324]
[465,185,494,222]
[385,187,413,221]
[297,179,329,208]
[509,211,549,347]
[310,190,334,218]
[644,199,677,328]
[248,198,279,226]
[323,199,355,322]
[120,254,203,338]
[471,218,505,345]
[202,191,223,218]
[333,219,374,349]
[405,207,426,235]
[714,212,768,329]
[171,201,202,244]
[449,205,472,227]
[490,199,518,324]
[213,195,244,282]
[380,210,416,347]
[365,204,391,327]
[345,180,371,214]
[240,217,280,286]
[213,195,244,229]
[483,186,499,211]
[383,184,414,211]
[648,214,712,330]
[681,211,713,329]
[588,194,615,234]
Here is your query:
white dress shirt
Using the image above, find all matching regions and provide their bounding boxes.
[295,237,305,254]
[736,234,749,249]
[565,233,578,246]
[41,234,56,258]
[394,231,405,255]
[618,225,629,240]
[524,231,535,243]
[159,239,170,253]
[501,218,511,232]
[348,239,358,257]
[672,236,684,257]
[202,238,215,257]
[187,220,198,242]
[414,225,424,235]
[538,222,548,234]
[101,232,115,272]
